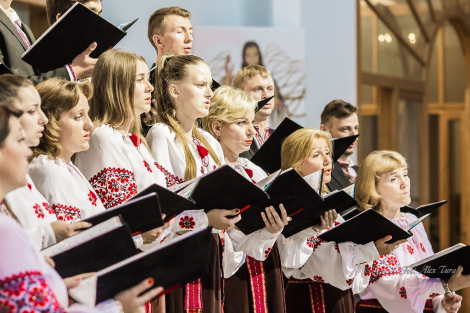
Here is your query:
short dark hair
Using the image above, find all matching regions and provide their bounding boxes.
[46,0,102,25]
[0,101,23,148]
[320,99,357,126]
[147,6,191,49]
[0,74,34,104]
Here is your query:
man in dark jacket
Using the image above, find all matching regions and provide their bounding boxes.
[320,99,359,192]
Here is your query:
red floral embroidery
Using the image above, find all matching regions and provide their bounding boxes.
[154,162,184,188]
[364,264,372,276]
[370,254,402,284]
[399,287,407,299]
[88,190,97,206]
[143,160,152,172]
[334,243,340,253]
[264,247,272,258]
[407,244,415,255]
[52,204,81,223]
[420,243,426,253]
[346,278,354,286]
[312,275,325,283]
[200,166,204,174]
[306,236,324,250]
[179,216,195,229]
[33,204,44,219]
[42,202,54,215]
[429,293,440,299]
[220,234,225,254]
[0,271,65,312]
[89,167,138,209]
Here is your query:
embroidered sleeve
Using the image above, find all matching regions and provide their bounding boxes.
[227,228,280,261]
[0,271,65,312]
[276,228,319,269]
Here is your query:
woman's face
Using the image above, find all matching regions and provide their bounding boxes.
[133,60,154,116]
[376,166,411,208]
[17,86,48,148]
[298,138,332,182]
[57,93,94,160]
[244,46,260,66]
[218,112,256,157]
[172,63,213,122]
[0,116,32,193]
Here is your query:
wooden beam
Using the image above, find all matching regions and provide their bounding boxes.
[406,0,430,42]
[438,114,451,250]
[425,0,436,22]
[438,28,445,105]
[15,0,45,7]
[364,0,426,66]
[377,87,398,150]
[359,104,378,115]
[362,72,425,92]
[429,102,465,113]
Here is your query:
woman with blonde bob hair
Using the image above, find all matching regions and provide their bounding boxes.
[355,150,470,313]
[202,85,289,313]
[279,129,401,313]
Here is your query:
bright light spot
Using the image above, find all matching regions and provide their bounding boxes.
[408,33,416,44]
[378,34,385,42]
[385,33,392,43]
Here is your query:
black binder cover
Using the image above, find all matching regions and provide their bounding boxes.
[0,63,12,75]
[332,135,360,163]
[410,244,470,280]
[84,193,163,235]
[250,118,303,173]
[52,223,137,278]
[401,200,449,218]
[255,95,275,113]
[318,209,412,245]
[281,190,358,238]
[93,227,212,305]
[22,2,127,73]
[131,184,195,222]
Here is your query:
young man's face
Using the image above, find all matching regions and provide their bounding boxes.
[155,15,193,56]
[323,114,359,156]
[82,0,102,14]
[242,74,275,120]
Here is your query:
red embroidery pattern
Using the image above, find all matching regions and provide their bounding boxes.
[334,243,340,253]
[88,190,98,207]
[143,160,152,172]
[179,216,195,229]
[312,275,325,283]
[420,242,426,253]
[407,244,415,255]
[34,204,44,219]
[429,293,440,299]
[0,271,65,312]
[53,204,81,223]
[346,278,354,286]
[308,282,326,313]
[370,254,402,284]
[264,247,272,258]
[246,256,268,313]
[89,167,138,209]
[154,162,184,188]
[399,286,407,299]
[364,264,372,276]
[306,236,324,250]
[42,202,54,215]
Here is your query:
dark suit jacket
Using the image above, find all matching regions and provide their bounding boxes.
[0,10,69,84]
[327,162,359,192]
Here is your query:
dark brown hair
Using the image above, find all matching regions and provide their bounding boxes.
[0,102,23,148]
[147,6,191,49]
[320,99,357,126]
[0,74,34,104]
[46,0,102,25]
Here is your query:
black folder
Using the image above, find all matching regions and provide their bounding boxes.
[318,209,417,244]
[69,227,213,306]
[21,2,132,73]
[131,184,195,222]
[0,63,12,75]
[41,217,137,278]
[332,135,359,163]
[83,193,163,235]
[255,95,275,113]
[401,200,449,218]
[250,118,303,173]
[409,244,470,280]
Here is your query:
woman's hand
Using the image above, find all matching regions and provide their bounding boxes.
[51,220,91,242]
[141,214,170,244]
[448,266,470,291]
[63,272,95,289]
[312,210,337,232]
[261,204,289,234]
[374,236,407,256]
[114,278,163,313]
[442,293,462,313]
[207,209,241,230]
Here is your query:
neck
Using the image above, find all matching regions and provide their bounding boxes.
[0,0,12,9]
[176,113,195,141]
[377,202,401,219]
[254,117,269,136]
[222,147,239,164]
[57,152,72,164]
[338,154,351,163]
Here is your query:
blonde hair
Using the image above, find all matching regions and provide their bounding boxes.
[147,7,191,49]
[153,53,221,181]
[90,49,149,150]
[201,86,257,138]
[34,78,93,159]
[281,128,333,193]
[233,65,272,89]
[355,150,408,211]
